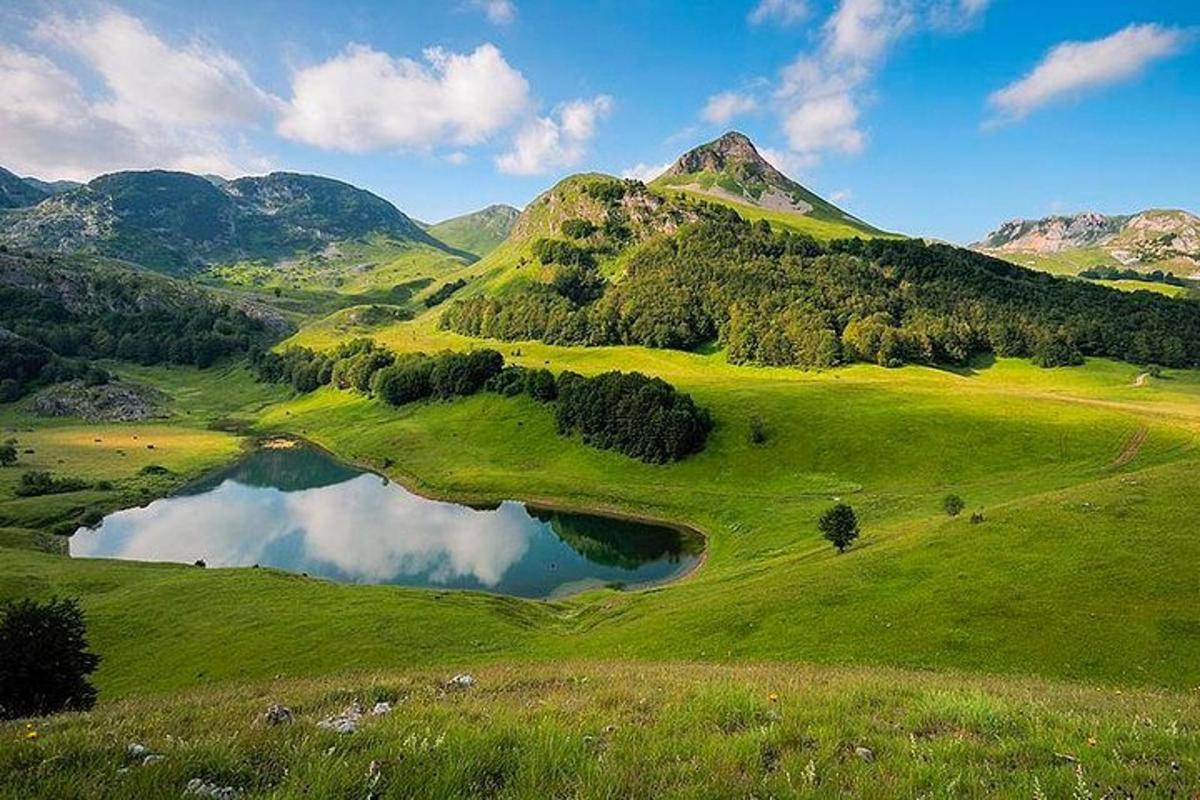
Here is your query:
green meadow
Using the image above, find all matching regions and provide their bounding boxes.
[3,307,1200,797]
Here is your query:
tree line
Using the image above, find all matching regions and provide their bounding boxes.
[440,213,1200,370]
[252,340,712,462]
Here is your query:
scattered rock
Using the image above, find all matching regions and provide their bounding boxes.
[127,743,151,759]
[317,702,364,734]
[853,746,875,763]
[32,380,168,422]
[184,778,240,799]
[371,701,392,716]
[261,703,293,726]
[143,754,165,766]
[447,673,476,690]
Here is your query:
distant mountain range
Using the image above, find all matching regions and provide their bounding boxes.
[0,169,468,273]
[972,209,1200,276]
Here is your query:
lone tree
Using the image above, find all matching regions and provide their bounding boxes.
[942,494,965,517]
[819,504,860,553]
[0,597,101,719]
[0,443,16,467]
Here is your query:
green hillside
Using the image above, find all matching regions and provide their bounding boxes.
[0,169,454,273]
[427,204,520,259]
[650,131,889,239]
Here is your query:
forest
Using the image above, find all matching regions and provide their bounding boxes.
[441,213,1200,370]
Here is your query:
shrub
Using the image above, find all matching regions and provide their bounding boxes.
[970,512,985,525]
[0,597,100,719]
[943,494,965,517]
[0,443,16,467]
[748,415,768,446]
[561,218,597,240]
[14,471,90,497]
[819,504,860,553]
[525,368,557,402]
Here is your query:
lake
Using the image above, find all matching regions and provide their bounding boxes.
[70,444,704,599]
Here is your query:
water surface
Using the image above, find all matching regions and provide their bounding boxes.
[71,445,703,598]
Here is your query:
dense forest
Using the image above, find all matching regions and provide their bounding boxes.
[0,251,276,400]
[442,211,1200,370]
[252,340,711,462]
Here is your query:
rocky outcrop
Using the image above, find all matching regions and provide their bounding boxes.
[32,380,168,422]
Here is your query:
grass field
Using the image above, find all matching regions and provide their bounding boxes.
[3,661,1198,799]
[3,309,1200,797]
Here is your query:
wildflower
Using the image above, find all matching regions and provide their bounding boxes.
[25,730,38,740]
[768,693,779,703]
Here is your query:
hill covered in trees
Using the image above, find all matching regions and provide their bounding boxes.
[443,204,1200,370]
[0,249,284,400]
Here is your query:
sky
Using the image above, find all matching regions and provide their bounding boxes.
[1,0,1196,243]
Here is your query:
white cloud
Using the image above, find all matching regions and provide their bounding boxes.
[279,43,532,152]
[471,0,517,25]
[444,151,469,165]
[621,161,672,182]
[35,10,279,130]
[988,24,1190,123]
[468,0,516,25]
[702,91,758,125]
[783,94,865,154]
[748,0,809,26]
[496,95,612,175]
[825,0,914,63]
[0,9,274,182]
[829,188,853,203]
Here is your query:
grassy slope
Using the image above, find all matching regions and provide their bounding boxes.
[3,661,1198,799]
[426,206,518,259]
[3,313,1200,698]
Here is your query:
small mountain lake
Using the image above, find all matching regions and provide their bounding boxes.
[71,444,704,599]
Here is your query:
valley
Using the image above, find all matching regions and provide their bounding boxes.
[2,131,1199,798]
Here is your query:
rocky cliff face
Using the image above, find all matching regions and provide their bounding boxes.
[973,209,1200,271]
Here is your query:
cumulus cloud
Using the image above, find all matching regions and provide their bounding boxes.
[621,161,672,182]
[471,0,517,25]
[757,146,817,176]
[0,10,274,181]
[279,43,532,152]
[988,24,1190,124]
[734,0,993,164]
[496,95,612,175]
[702,91,758,125]
[748,0,809,26]
[35,10,279,129]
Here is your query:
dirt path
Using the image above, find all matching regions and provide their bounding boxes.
[1110,426,1149,468]
[1134,372,1150,388]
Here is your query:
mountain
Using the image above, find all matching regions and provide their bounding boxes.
[0,167,50,209]
[972,209,1200,276]
[0,169,454,273]
[21,177,83,196]
[427,204,520,259]
[649,131,885,239]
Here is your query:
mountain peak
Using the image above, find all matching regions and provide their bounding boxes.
[664,131,786,185]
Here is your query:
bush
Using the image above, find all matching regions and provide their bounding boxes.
[819,504,860,553]
[0,443,16,467]
[14,471,90,497]
[0,597,100,719]
[525,368,557,402]
[561,218,597,240]
[942,494,965,517]
[748,415,767,446]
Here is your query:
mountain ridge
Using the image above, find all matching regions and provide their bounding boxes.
[972,208,1200,275]
[0,168,460,273]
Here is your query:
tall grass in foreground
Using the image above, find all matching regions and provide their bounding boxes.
[2,662,1196,799]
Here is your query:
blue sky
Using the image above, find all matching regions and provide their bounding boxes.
[1,0,1196,242]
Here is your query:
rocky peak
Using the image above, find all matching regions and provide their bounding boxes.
[664,131,788,186]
